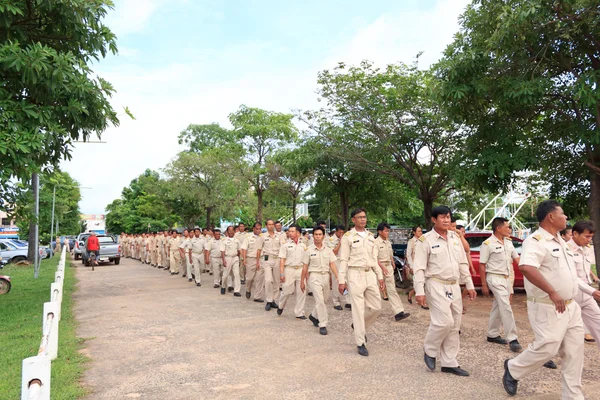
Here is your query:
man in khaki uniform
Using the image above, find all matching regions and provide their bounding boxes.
[162,231,170,270]
[567,220,600,349]
[220,226,242,296]
[375,222,410,322]
[503,200,584,398]
[156,232,163,268]
[414,205,476,376]
[328,225,349,311]
[168,231,182,275]
[179,229,190,278]
[338,208,384,357]
[262,219,285,311]
[480,217,522,352]
[202,228,212,273]
[189,228,207,286]
[234,223,248,282]
[241,222,265,302]
[277,224,308,318]
[208,229,223,288]
[300,226,339,335]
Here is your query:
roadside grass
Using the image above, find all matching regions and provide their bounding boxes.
[0,255,87,399]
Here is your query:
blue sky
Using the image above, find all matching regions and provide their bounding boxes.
[62,0,471,214]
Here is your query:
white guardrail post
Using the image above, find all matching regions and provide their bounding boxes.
[21,246,67,400]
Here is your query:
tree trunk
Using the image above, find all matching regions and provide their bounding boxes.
[340,191,349,229]
[292,197,297,223]
[256,189,263,223]
[205,207,212,228]
[422,197,434,230]
[589,166,600,262]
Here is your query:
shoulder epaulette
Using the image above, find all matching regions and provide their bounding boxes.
[418,236,426,242]
[483,239,491,245]
[344,232,351,236]
[532,234,542,241]
[368,231,374,236]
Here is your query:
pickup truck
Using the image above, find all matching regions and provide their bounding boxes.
[81,235,121,265]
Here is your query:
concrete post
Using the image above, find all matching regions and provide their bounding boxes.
[21,356,51,400]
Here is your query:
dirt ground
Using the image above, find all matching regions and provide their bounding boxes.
[73,257,600,399]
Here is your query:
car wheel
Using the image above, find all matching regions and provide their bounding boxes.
[11,256,26,264]
[74,253,79,260]
[114,259,120,265]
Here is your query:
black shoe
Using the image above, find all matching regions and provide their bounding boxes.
[271,302,278,309]
[424,352,436,371]
[441,367,470,376]
[487,336,508,345]
[383,297,389,301]
[308,292,313,296]
[320,327,328,335]
[296,316,307,320]
[407,295,413,304]
[196,283,201,287]
[509,340,522,353]
[221,288,226,295]
[188,278,193,282]
[233,292,241,297]
[503,359,518,396]
[241,280,246,285]
[333,305,343,311]
[254,299,264,303]
[175,272,179,275]
[213,284,220,288]
[277,308,283,315]
[170,272,175,275]
[209,272,213,275]
[357,344,369,356]
[309,314,320,327]
[543,360,557,369]
[345,304,352,310]
[421,306,429,310]
[265,302,272,311]
[227,287,234,292]
[394,312,410,321]
[182,274,186,278]
[246,291,251,299]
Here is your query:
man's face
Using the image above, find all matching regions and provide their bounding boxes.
[288,227,299,240]
[183,230,189,238]
[352,211,367,229]
[497,222,511,238]
[239,224,245,233]
[573,230,594,247]
[195,229,201,237]
[414,227,423,238]
[214,231,221,240]
[336,229,345,238]
[562,229,573,242]
[449,221,457,231]
[379,227,390,240]
[275,222,282,232]
[253,224,261,235]
[266,220,275,232]
[548,206,568,231]
[227,227,235,237]
[313,229,324,244]
[432,213,451,232]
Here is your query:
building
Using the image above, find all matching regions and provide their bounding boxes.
[81,214,106,234]
[0,210,19,238]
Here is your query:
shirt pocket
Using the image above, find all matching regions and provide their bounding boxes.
[549,250,562,268]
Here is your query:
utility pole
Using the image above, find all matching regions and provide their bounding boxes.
[50,186,56,257]
[27,173,40,278]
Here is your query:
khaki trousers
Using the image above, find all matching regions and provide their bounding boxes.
[191,253,203,284]
[278,267,306,317]
[163,247,170,268]
[382,266,404,314]
[486,274,517,341]
[508,301,584,400]
[423,279,462,368]
[309,272,330,327]
[347,268,381,346]
[151,249,157,265]
[263,257,280,303]
[576,291,600,351]
[169,251,181,273]
[331,266,347,307]
[245,257,265,300]
[222,256,241,293]
[211,258,223,285]
[156,248,163,267]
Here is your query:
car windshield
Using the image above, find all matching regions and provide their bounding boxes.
[0,241,17,250]
[98,237,115,243]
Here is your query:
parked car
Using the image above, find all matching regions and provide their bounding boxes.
[0,239,48,263]
[81,235,121,265]
[464,232,524,289]
[74,233,93,260]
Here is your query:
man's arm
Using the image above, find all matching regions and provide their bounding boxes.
[300,263,309,292]
[479,243,490,296]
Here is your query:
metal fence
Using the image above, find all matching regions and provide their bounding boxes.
[21,246,66,400]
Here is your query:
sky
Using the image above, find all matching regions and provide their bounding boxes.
[61,0,471,214]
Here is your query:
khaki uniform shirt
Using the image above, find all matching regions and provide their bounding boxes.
[413,229,474,296]
[302,243,337,273]
[406,237,417,267]
[262,232,285,257]
[234,232,248,247]
[241,233,264,259]
[169,237,181,254]
[278,239,307,267]
[190,236,206,254]
[519,228,578,301]
[220,236,241,257]
[567,239,597,296]
[374,236,394,264]
[480,235,518,276]
[208,238,222,258]
[338,228,383,285]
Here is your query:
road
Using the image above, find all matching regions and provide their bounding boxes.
[73,256,600,399]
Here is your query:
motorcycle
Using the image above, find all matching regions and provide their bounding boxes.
[0,275,11,294]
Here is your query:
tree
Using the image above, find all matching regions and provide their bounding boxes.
[437,0,600,254]
[0,0,124,208]
[229,105,298,222]
[306,61,465,227]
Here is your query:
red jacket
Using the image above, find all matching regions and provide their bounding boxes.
[87,235,99,251]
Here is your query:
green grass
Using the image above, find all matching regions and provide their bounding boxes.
[0,256,87,399]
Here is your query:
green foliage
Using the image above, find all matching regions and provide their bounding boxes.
[0,0,121,207]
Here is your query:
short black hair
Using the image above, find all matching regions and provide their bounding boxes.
[450,216,457,223]
[288,224,302,232]
[253,222,262,228]
[335,225,345,232]
[226,226,235,232]
[491,217,508,233]
[560,227,572,236]
[194,228,201,232]
[313,226,325,235]
[432,206,451,218]
[456,225,464,230]
[536,200,562,223]
[411,226,421,232]
[239,222,246,226]
[265,218,274,224]
[351,208,366,218]
[212,228,221,233]
[317,220,326,226]
[275,220,282,225]
[572,220,596,234]
[202,227,209,232]
[377,222,391,232]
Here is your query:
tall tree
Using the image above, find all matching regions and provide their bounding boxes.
[306,61,464,227]
[229,105,298,222]
[437,0,600,254]
[0,0,124,208]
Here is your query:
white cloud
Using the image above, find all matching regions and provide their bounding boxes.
[104,0,167,37]
[62,0,471,215]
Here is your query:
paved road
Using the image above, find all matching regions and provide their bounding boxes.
[74,257,600,399]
